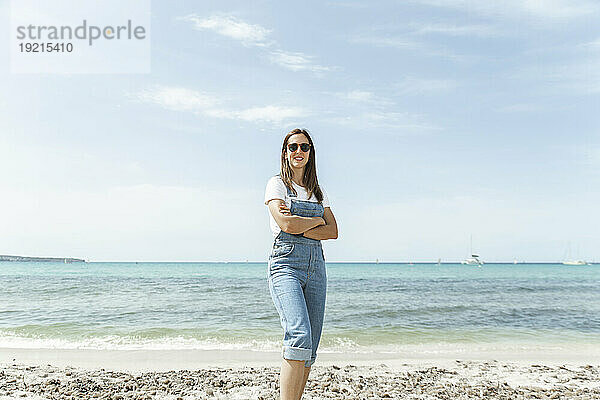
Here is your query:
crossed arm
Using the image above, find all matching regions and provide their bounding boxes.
[266,199,338,240]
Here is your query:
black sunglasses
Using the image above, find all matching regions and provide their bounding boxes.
[287,143,311,152]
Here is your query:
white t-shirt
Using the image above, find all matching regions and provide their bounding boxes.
[264,175,330,238]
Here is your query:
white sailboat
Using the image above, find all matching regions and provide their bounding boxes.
[562,242,589,266]
[562,260,588,265]
[462,254,483,266]
[461,235,483,266]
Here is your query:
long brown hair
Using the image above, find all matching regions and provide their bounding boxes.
[280,128,324,203]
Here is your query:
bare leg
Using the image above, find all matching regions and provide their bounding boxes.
[297,366,311,399]
[280,359,305,400]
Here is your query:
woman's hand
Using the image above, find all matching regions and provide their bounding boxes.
[302,207,338,240]
[268,200,326,234]
[280,203,325,225]
[279,203,291,215]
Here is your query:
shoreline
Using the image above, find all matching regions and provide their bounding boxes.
[2,346,599,373]
[3,260,596,264]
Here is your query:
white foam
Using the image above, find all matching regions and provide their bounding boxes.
[0,333,282,351]
[0,333,370,353]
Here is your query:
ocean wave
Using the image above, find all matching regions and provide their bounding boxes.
[0,329,366,353]
[0,333,282,351]
[1,326,600,353]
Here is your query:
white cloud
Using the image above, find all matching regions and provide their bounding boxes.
[328,87,441,130]
[268,50,332,73]
[396,77,458,94]
[348,22,503,64]
[234,106,306,123]
[410,0,598,20]
[516,58,600,94]
[179,14,272,47]
[179,14,335,74]
[410,23,502,37]
[131,86,307,124]
[497,103,543,113]
[206,105,307,123]
[508,35,600,95]
[332,89,395,107]
[519,0,597,18]
[350,34,474,62]
[324,1,369,9]
[332,0,597,19]
[578,38,600,50]
[582,145,600,173]
[350,35,421,49]
[330,110,438,131]
[344,90,375,102]
[134,86,217,112]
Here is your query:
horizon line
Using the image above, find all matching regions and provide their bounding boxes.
[4,260,594,264]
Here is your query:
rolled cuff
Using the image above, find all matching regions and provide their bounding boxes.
[282,345,312,361]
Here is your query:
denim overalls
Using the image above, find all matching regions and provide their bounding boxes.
[268,184,327,368]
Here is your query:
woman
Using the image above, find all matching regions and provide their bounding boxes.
[264,128,338,400]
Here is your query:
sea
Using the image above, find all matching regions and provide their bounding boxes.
[1,262,599,354]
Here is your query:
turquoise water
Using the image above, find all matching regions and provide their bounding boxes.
[1,262,599,352]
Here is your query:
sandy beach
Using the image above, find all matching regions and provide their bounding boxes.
[1,348,599,399]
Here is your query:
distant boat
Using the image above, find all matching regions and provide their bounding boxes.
[513,258,518,264]
[562,260,588,266]
[462,235,483,266]
[461,254,483,266]
[562,242,588,266]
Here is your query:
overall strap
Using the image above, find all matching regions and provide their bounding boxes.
[277,174,296,198]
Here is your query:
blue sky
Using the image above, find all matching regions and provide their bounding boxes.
[0,0,598,262]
